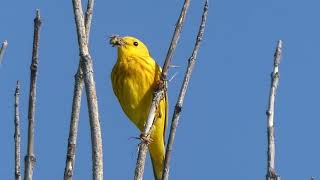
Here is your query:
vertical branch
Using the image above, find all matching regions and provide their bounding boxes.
[71,0,103,179]
[162,1,208,180]
[0,40,8,64]
[24,9,41,180]
[134,0,190,180]
[14,81,21,180]
[64,0,95,179]
[266,40,283,180]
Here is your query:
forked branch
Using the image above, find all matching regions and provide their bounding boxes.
[71,0,103,179]
[64,0,95,179]
[162,1,208,179]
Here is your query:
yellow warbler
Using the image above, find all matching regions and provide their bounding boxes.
[110,36,167,180]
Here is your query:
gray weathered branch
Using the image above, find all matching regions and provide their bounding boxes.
[162,1,208,180]
[24,9,41,180]
[134,0,190,180]
[266,40,283,180]
[64,0,94,179]
[71,0,103,179]
[0,40,8,64]
[14,81,21,180]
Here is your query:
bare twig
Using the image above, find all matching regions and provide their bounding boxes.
[71,0,103,179]
[14,81,21,180]
[134,0,190,179]
[24,9,41,180]
[266,40,283,180]
[64,0,94,179]
[162,1,208,180]
[0,40,8,64]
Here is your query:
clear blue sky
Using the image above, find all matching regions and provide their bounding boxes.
[1,0,320,179]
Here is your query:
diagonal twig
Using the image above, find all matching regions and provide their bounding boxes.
[14,81,21,180]
[162,1,208,179]
[134,0,190,179]
[266,40,283,180]
[24,9,42,180]
[63,0,95,179]
[0,40,8,64]
[71,0,103,179]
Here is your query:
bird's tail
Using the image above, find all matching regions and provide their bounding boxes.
[148,129,165,180]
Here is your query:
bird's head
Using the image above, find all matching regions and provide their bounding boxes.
[109,35,150,57]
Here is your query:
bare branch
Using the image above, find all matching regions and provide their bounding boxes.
[71,0,103,179]
[64,0,95,179]
[14,81,21,180]
[24,9,41,180]
[134,0,190,179]
[0,40,8,64]
[266,40,283,180]
[162,1,208,179]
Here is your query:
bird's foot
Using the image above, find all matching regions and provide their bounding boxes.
[139,133,153,145]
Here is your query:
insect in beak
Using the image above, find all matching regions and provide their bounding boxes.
[109,35,126,47]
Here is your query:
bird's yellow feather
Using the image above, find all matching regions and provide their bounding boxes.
[110,36,167,180]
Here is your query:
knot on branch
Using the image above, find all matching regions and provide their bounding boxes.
[188,56,195,63]
[25,155,36,165]
[15,169,21,178]
[85,10,93,17]
[15,86,20,95]
[267,168,278,178]
[75,69,84,80]
[271,72,280,79]
[65,169,73,178]
[67,144,76,159]
[30,62,38,71]
[153,80,167,101]
[14,132,21,139]
[80,53,91,61]
[34,9,42,24]
[175,104,182,114]
[266,110,272,116]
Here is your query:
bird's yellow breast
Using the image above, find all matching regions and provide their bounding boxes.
[111,55,161,130]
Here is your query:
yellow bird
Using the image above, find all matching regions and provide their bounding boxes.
[110,36,167,180]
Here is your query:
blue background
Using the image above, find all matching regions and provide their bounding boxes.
[1,0,319,179]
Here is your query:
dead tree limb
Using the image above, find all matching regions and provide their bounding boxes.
[71,0,103,179]
[24,9,41,180]
[266,40,283,180]
[162,1,208,180]
[0,40,8,64]
[14,81,21,180]
[134,0,190,180]
[64,0,95,179]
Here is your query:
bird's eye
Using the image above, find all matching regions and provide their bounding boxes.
[133,42,139,46]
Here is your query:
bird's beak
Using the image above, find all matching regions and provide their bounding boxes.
[109,35,126,47]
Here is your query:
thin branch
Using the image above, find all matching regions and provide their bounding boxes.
[71,0,103,179]
[14,81,21,180]
[64,0,94,179]
[0,40,8,64]
[134,0,190,179]
[162,1,208,180]
[266,40,283,180]
[24,9,41,180]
